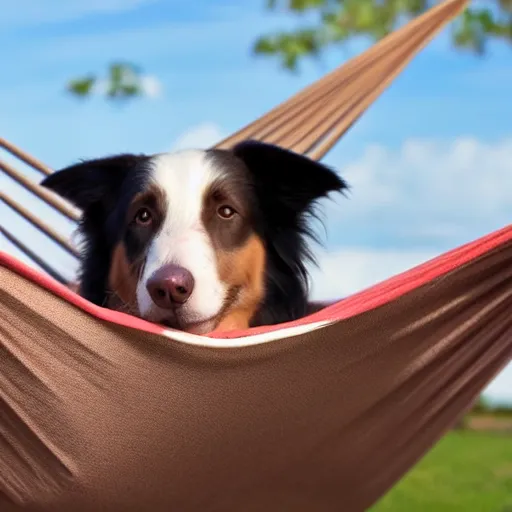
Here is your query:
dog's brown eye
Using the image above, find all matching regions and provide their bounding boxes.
[217,205,235,219]
[135,207,152,225]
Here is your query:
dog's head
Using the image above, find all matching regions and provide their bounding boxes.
[42,141,346,334]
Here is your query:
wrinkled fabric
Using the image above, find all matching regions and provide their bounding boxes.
[1,224,511,511]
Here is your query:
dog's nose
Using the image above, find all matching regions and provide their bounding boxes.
[146,264,195,308]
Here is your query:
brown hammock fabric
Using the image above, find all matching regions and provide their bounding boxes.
[4,1,510,511]
[2,226,512,512]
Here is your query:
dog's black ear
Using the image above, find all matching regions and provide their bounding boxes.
[41,154,146,211]
[232,140,347,214]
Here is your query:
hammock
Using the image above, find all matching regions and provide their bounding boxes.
[2,0,511,510]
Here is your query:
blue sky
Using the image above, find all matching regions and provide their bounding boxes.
[1,0,511,402]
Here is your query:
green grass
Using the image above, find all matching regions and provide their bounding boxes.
[372,431,512,512]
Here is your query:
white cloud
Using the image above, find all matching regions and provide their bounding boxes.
[140,75,163,98]
[348,136,512,216]
[170,123,226,151]
[326,136,512,245]
[309,248,436,301]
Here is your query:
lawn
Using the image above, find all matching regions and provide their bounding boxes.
[372,430,512,512]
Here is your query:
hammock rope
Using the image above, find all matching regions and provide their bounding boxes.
[215,0,468,158]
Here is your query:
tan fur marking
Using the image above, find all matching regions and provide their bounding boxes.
[107,243,139,312]
[107,184,166,312]
[214,235,266,332]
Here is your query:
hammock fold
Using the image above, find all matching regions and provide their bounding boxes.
[3,1,510,511]
[1,225,512,511]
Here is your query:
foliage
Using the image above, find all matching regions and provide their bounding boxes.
[471,394,493,414]
[471,396,512,417]
[254,0,512,70]
[372,431,512,511]
[67,62,145,101]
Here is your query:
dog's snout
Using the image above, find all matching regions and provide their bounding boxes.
[146,264,195,308]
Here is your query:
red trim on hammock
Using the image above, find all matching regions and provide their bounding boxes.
[1,224,511,339]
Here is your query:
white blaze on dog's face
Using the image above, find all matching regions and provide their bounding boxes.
[137,151,231,330]
[114,148,267,334]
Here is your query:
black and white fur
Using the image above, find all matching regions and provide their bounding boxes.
[42,141,347,334]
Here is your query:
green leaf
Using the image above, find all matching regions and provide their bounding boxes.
[253,37,278,54]
[67,76,96,97]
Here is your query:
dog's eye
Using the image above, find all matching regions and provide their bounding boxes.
[135,207,153,226]
[217,205,236,219]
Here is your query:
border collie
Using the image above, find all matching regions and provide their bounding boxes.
[42,141,347,334]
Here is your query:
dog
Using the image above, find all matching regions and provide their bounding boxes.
[42,140,347,334]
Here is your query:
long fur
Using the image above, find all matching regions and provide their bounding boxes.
[42,141,347,330]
